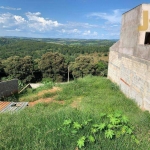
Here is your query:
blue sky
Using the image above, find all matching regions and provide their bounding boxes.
[0,0,149,39]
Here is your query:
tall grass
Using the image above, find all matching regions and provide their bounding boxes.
[0,76,150,150]
[19,82,54,102]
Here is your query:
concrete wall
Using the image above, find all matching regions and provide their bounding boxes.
[0,79,18,99]
[108,4,150,111]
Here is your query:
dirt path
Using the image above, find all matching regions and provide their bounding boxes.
[28,87,64,107]
[36,86,60,97]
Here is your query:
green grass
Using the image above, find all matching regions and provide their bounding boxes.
[19,82,54,102]
[0,76,150,150]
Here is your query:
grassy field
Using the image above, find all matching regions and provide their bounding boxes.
[0,76,150,150]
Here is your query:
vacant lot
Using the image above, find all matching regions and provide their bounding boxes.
[0,76,150,150]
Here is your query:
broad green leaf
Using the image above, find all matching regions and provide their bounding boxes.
[135,138,140,145]
[98,123,106,131]
[71,130,77,134]
[105,129,115,139]
[92,124,99,128]
[77,136,86,148]
[126,127,133,135]
[121,115,129,124]
[63,119,72,126]
[73,122,82,130]
[114,111,122,118]
[83,119,92,125]
[87,119,92,122]
[107,124,114,129]
[88,135,95,143]
[110,117,120,125]
[107,114,113,118]
[91,128,98,133]
[131,135,136,140]
[83,121,88,125]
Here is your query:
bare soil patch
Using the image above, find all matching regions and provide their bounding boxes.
[36,86,60,97]
[28,87,64,106]
[70,97,82,108]
[29,98,65,107]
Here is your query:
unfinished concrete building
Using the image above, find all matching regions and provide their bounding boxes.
[108,4,150,111]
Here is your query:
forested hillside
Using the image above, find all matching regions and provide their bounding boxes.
[0,38,114,59]
[0,37,115,83]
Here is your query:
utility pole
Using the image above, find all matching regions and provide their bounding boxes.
[68,65,69,83]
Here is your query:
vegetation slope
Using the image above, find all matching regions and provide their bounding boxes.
[0,76,150,150]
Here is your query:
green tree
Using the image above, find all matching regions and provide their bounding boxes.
[0,59,5,79]
[39,52,67,82]
[21,56,35,83]
[3,56,34,83]
[70,56,96,78]
[95,61,108,77]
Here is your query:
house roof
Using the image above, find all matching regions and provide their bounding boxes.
[19,83,44,94]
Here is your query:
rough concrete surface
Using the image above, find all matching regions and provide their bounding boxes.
[108,4,150,111]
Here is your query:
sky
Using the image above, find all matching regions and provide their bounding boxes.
[0,0,149,39]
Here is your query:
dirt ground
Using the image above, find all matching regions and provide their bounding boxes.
[28,86,82,108]
[28,87,64,107]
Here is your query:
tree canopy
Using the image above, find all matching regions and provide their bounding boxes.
[0,38,112,83]
[39,52,67,82]
[3,56,34,83]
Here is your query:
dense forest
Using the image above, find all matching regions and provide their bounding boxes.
[0,37,116,83]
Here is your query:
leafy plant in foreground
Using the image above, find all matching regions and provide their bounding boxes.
[59,111,139,149]
[77,136,86,149]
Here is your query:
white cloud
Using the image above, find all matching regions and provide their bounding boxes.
[14,15,26,24]
[57,29,98,38]
[0,10,120,38]
[86,9,126,39]
[0,12,63,33]
[93,31,98,36]
[111,24,119,27]
[83,30,98,37]
[83,30,91,35]
[0,13,26,29]
[26,12,41,21]
[59,29,81,34]
[6,28,21,32]
[88,9,127,24]
[0,13,12,24]
[25,12,62,32]
[108,32,120,36]
[66,22,99,28]
[0,6,21,10]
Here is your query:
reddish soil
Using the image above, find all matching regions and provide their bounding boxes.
[36,86,60,97]
[70,97,82,108]
[28,87,64,107]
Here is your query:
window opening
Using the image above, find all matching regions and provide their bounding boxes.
[144,32,150,44]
